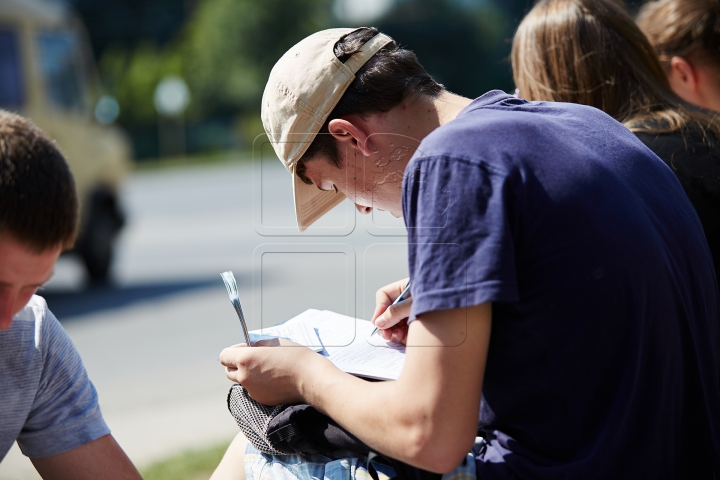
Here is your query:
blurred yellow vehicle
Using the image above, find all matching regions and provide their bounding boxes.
[0,0,131,284]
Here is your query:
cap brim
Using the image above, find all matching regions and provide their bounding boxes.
[292,164,346,232]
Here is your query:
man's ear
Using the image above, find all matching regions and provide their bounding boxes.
[328,119,373,156]
[669,56,700,96]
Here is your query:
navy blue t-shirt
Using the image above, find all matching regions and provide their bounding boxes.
[403,91,720,478]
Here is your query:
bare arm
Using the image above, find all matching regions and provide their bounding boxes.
[210,432,248,480]
[305,303,491,472]
[31,434,141,480]
[221,303,491,473]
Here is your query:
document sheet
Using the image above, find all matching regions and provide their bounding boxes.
[249,322,324,352]
[250,309,406,380]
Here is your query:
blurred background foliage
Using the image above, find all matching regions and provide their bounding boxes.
[66,0,542,159]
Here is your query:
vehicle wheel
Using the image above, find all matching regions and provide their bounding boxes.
[76,191,124,285]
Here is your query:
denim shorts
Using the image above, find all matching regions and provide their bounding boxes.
[244,438,484,480]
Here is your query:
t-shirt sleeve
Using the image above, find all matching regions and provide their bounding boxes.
[16,306,110,458]
[403,155,521,320]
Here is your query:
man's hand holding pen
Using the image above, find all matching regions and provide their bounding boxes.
[371,278,413,345]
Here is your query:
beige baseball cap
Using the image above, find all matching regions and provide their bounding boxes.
[261,28,394,232]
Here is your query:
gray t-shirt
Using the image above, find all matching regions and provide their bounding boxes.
[0,295,109,459]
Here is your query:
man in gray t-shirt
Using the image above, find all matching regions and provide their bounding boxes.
[0,111,141,478]
[1,296,110,460]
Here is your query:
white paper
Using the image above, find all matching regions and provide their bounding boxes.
[278,309,406,380]
[249,322,324,352]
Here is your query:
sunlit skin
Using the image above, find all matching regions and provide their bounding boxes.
[301,91,473,217]
[667,55,720,113]
[300,92,471,344]
[0,234,61,330]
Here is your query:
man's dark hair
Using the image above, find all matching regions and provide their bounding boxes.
[296,27,444,183]
[0,110,78,252]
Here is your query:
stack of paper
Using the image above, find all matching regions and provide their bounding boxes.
[250,309,406,381]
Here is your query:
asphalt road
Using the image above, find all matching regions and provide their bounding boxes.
[0,157,409,479]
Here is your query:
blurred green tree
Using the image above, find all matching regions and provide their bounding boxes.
[373,0,519,99]
[95,0,540,156]
[181,0,333,118]
[98,0,333,153]
[99,42,183,126]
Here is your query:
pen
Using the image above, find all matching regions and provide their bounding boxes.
[371,281,411,337]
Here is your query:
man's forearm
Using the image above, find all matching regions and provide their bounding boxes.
[301,359,422,459]
[300,305,490,472]
[220,305,490,472]
[31,434,141,480]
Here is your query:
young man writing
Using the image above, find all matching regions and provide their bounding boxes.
[0,111,141,479]
[216,28,720,479]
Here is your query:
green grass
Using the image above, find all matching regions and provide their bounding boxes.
[140,441,231,480]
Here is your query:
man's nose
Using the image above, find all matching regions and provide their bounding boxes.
[355,204,373,215]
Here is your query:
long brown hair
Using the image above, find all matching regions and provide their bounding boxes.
[511,0,720,138]
[637,0,720,69]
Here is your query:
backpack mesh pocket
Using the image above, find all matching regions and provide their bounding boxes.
[227,383,288,455]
